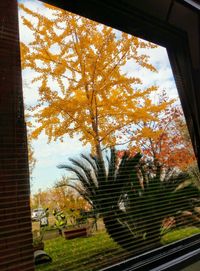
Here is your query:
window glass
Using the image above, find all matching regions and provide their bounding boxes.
[18,1,200,270]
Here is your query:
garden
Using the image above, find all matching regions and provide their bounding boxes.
[32,150,200,270]
[35,226,200,271]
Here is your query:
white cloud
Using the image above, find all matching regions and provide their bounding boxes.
[22,69,40,106]
[121,45,178,100]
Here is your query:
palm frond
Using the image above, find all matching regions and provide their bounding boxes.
[69,158,98,190]
[57,164,95,199]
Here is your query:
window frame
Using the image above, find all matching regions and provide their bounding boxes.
[2,0,197,270]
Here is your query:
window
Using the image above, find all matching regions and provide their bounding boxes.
[18,1,200,270]
[0,1,199,271]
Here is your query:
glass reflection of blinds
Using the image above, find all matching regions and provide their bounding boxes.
[52,149,200,271]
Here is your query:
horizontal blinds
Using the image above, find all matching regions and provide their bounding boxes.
[0,1,34,271]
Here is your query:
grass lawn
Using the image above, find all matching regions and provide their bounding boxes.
[36,231,129,271]
[36,227,200,271]
[161,227,200,245]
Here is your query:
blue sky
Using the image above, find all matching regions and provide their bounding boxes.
[18,0,179,194]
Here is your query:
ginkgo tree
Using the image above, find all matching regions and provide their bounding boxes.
[19,3,170,169]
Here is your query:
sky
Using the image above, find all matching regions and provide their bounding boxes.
[18,0,179,194]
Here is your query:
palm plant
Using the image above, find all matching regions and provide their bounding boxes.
[125,162,200,245]
[58,149,200,253]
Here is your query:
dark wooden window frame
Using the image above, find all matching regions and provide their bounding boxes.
[0,1,199,270]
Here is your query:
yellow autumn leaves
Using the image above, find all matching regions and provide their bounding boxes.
[20,3,171,155]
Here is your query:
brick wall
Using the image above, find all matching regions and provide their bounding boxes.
[0,1,34,270]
